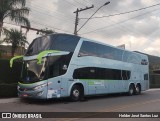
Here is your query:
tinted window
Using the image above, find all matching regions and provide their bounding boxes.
[20,59,48,84]
[50,34,79,52]
[26,36,51,56]
[144,73,149,80]
[122,70,131,80]
[123,51,141,64]
[47,54,72,78]
[78,42,97,57]
[78,41,123,61]
[26,34,80,56]
[73,67,131,80]
[104,68,121,80]
[114,49,124,61]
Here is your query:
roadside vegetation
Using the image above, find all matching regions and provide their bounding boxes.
[0,0,30,97]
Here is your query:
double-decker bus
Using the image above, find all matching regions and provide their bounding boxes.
[11,33,149,101]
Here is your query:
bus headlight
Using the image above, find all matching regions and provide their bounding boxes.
[33,83,47,91]
[17,86,20,90]
[33,82,52,91]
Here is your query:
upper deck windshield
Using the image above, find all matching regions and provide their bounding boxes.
[25,34,80,56]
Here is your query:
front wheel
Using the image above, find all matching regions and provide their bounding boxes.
[70,85,82,102]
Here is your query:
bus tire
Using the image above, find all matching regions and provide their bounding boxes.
[128,84,135,96]
[135,84,141,95]
[70,85,82,102]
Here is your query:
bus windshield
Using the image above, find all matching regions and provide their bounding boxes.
[21,58,47,84]
[20,53,72,84]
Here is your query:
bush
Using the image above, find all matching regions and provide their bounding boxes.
[0,59,22,97]
[0,84,17,97]
[0,51,2,58]
[149,74,160,88]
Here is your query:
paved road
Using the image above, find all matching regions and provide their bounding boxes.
[0,89,160,121]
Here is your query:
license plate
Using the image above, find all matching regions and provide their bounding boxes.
[22,94,28,97]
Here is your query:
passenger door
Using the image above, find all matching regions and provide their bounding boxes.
[47,77,61,99]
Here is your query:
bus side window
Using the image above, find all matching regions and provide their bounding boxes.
[52,64,60,77]
[144,73,149,80]
[48,55,70,78]
[73,68,87,79]
[122,70,131,80]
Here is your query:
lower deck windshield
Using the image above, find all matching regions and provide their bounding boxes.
[20,54,72,84]
[21,58,47,84]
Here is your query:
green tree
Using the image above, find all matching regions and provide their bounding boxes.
[0,0,30,38]
[3,28,29,57]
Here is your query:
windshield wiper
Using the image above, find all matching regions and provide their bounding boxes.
[38,57,47,79]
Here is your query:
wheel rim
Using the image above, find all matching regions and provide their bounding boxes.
[73,89,79,97]
[130,88,133,94]
[136,87,139,93]
[130,89,133,94]
[136,86,140,94]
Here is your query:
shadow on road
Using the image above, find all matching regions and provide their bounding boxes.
[20,97,71,105]
[20,92,146,105]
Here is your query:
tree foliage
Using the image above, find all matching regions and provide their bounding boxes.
[3,28,29,56]
[0,0,30,38]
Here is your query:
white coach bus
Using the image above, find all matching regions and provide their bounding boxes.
[11,33,149,101]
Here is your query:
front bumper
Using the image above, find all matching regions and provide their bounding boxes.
[18,81,48,99]
[18,89,46,99]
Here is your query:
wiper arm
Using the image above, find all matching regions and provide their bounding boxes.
[38,58,47,78]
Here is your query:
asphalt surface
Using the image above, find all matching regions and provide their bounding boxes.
[0,89,160,121]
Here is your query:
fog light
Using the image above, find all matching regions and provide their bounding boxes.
[17,86,20,90]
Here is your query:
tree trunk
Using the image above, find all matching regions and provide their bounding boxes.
[11,46,16,57]
[0,21,3,38]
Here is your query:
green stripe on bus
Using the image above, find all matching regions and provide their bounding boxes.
[10,55,23,68]
[37,50,60,64]
[88,81,94,85]
[80,79,113,81]
[80,79,114,85]
[18,80,47,86]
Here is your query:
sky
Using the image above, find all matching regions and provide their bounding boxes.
[3,0,160,57]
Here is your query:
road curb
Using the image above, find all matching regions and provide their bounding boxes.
[0,98,19,104]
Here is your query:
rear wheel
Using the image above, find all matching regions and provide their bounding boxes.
[70,85,82,102]
[128,84,135,96]
[135,84,141,95]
